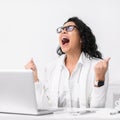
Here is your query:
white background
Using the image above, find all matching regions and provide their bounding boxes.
[0,0,120,85]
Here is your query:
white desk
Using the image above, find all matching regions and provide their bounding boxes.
[0,108,120,120]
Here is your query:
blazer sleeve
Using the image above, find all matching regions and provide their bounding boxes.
[90,70,109,108]
[35,81,53,109]
[34,62,57,109]
[34,66,50,109]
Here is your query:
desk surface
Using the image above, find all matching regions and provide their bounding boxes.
[0,108,120,120]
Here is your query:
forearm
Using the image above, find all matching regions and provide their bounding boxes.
[90,72,109,108]
[90,86,107,108]
[34,81,52,109]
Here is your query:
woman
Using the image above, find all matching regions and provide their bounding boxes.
[25,17,110,108]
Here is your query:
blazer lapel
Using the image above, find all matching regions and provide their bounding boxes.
[49,60,62,108]
[79,56,91,108]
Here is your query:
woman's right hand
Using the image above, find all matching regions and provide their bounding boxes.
[25,58,39,82]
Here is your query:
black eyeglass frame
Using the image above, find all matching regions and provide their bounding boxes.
[56,25,78,33]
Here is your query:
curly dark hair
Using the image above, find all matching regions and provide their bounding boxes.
[56,17,102,59]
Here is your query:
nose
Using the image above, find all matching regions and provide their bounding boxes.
[61,28,67,34]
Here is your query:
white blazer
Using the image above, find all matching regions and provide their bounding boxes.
[35,52,109,108]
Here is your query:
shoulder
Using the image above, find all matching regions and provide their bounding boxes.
[82,52,101,65]
[90,57,101,64]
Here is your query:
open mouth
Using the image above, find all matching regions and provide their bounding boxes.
[62,38,70,45]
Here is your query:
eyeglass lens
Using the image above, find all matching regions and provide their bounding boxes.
[57,25,77,33]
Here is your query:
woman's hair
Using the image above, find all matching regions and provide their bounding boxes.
[56,17,102,59]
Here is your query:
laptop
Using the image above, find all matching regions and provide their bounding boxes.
[0,69,60,115]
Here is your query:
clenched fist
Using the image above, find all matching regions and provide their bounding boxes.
[94,57,110,81]
[25,58,39,82]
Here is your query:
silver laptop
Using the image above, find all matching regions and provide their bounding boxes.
[0,69,56,115]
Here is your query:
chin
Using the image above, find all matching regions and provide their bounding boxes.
[61,48,69,54]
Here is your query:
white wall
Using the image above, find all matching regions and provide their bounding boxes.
[0,0,120,85]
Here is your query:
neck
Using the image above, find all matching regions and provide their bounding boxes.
[65,50,81,75]
[65,50,81,66]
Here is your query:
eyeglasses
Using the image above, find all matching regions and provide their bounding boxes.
[56,25,78,33]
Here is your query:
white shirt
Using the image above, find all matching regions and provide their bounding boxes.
[58,55,83,107]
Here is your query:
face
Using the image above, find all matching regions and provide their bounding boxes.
[58,22,81,54]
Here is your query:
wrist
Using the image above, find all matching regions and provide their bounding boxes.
[34,78,39,83]
[34,75,39,82]
[95,76,105,81]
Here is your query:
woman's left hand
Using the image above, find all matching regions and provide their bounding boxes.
[94,57,111,81]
